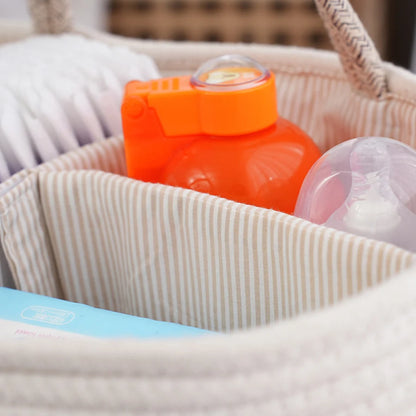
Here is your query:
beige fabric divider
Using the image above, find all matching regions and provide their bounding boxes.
[0,172,61,296]
[0,136,126,289]
[1,137,415,331]
[39,169,415,330]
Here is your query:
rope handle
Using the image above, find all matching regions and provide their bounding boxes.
[314,0,387,98]
[27,0,71,35]
[26,0,388,99]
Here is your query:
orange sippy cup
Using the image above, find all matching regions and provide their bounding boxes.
[121,55,321,214]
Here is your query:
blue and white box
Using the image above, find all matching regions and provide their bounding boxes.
[0,288,210,340]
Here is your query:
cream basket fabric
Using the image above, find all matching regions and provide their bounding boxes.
[2,0,416,414]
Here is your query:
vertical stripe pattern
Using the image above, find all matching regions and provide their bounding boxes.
[0,174,62,297]
[13,169,410,332]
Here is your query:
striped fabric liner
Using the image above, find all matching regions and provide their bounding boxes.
[1,51,416,330]
[272,70,416,153]
[7,169,405,332]
[268,68,416,155]
[38,134,127,176]
[0,137,127,289]
[0,173,62,297]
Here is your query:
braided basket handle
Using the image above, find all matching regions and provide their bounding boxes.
[27,0,72,35]
[314,0,387,99]
[26,0,388,99]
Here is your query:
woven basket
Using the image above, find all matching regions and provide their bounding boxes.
[1,0,416,414]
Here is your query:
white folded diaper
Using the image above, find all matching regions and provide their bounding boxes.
[0,34,160,181]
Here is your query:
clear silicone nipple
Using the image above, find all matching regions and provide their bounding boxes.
[295,137,416,251]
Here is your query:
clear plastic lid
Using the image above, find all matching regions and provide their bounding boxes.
[294,137,416,251]
[190,55,270,92]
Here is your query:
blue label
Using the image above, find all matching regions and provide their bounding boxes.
[0,288,211,339]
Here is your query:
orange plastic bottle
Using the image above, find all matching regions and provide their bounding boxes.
[122,55,321,214]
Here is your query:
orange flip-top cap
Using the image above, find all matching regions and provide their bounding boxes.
[123,70,278,137]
